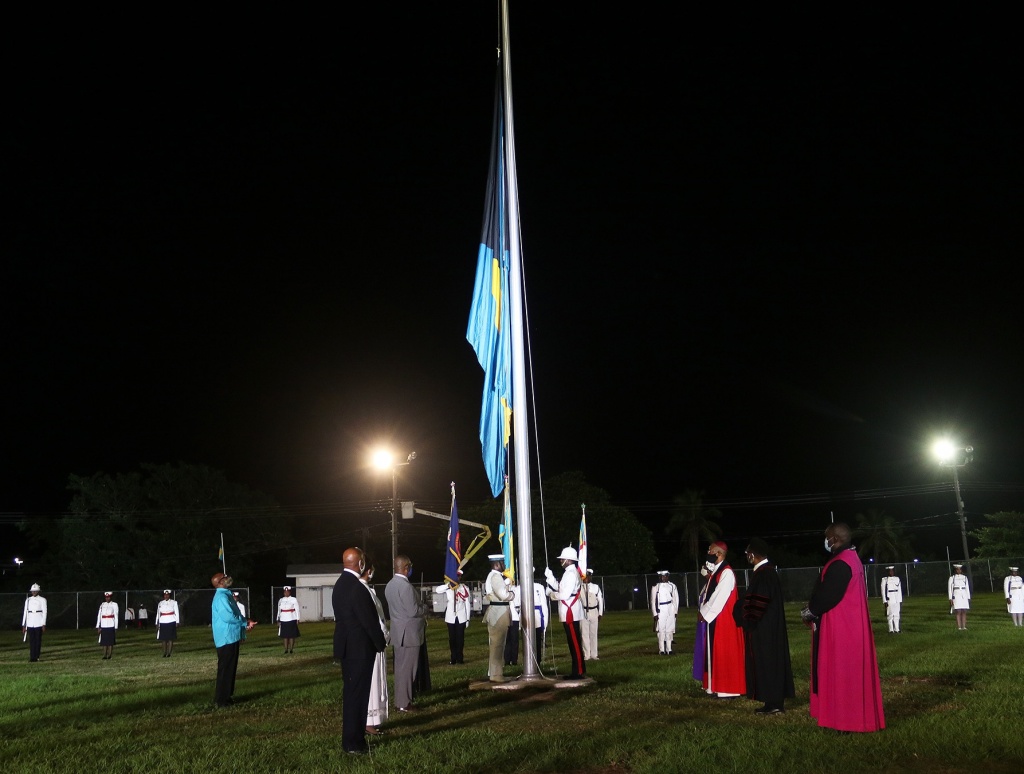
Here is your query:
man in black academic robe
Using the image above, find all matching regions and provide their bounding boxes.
[734,537,795,714]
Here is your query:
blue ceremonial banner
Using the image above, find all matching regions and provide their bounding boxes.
[467,72,512,499]
[444,494,462,585]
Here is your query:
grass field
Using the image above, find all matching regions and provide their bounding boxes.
[2,593,1021,773]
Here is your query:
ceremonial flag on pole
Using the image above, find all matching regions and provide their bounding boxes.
[499,478,515,581]
[578,504,588,581]
[466,72,512,499]
[218,533,226,574]
[444,484,462,585]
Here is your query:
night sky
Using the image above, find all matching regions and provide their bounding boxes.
[4,8,1021,568]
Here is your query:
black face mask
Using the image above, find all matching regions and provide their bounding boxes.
[705,553,717,565]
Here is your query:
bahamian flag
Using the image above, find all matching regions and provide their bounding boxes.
[467,69,512,499]
[499,479,515,581]
[444,485,462,585]
[578,504,589,581]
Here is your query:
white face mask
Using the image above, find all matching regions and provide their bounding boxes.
[824,538,832,552]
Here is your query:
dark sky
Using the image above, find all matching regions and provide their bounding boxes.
[4,8,1021,565]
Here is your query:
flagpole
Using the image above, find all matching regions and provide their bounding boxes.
[220,533,226,575]
[500,0,539,682]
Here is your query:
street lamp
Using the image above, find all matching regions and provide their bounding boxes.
[372,450,417,568]
[932,439,974,571]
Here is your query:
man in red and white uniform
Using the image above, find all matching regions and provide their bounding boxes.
[545,546,585,680]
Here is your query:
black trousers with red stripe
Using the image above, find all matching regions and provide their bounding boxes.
[562,620,585,678]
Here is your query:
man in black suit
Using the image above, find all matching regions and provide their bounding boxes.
[333,547,387,755]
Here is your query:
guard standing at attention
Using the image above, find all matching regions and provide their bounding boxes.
[156,589,181,657]
[96,592,119,660]
[881,567,903,633]
[277,586,301,654]
[22,583,47,662]
[651,571,679,655]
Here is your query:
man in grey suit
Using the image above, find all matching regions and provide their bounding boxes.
[333,547,387,755]
[385,554,428,712]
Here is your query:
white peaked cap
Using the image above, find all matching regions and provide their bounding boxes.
[557,546,578,562]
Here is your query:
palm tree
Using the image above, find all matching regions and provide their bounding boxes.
[854,509,912,563]
[665,490,723,572]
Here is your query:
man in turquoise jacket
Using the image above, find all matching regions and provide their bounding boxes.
[211,572,256,708]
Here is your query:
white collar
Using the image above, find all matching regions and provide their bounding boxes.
[753,559,769,571]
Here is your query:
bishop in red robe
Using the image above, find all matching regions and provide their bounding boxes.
[698,540,746,697]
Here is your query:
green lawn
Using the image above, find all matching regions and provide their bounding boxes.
[2,593,1021,773]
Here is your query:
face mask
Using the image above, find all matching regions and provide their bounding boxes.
[824,538,832,552]
[705,553,717,565]
[406,567,413,578]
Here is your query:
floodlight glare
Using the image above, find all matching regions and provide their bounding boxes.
[372,449,394,470]
[932,439,955,462]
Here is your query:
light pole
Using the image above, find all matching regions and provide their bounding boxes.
[932,439,974,571]
[372,450,416,569]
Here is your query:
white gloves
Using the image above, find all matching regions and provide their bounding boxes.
[544,567,556,583]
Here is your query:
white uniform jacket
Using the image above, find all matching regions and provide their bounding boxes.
[881,576,903,604]
[23,596,47,628]
[548,565,583,623]
[156,599,180,625]
[433,583,471,625]
[948,574,971,609]
[582,582,604,618]
[97,601,119,628]
[277,596,300,622]
[484,569,513,626]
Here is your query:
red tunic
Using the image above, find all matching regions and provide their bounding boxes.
[700,564,746,695]
[810,549,885,732]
